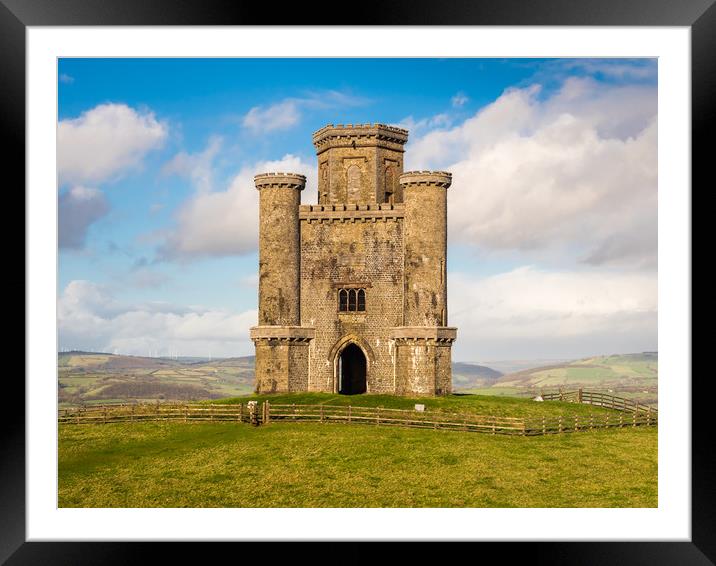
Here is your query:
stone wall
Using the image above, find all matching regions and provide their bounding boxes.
[300,207,405,393]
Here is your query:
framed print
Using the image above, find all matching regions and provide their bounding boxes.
[11,0,708,563]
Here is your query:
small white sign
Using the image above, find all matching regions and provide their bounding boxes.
[414,404,425,412]
[533,396,544,402]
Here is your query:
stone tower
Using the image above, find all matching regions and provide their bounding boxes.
[250,123,457,396]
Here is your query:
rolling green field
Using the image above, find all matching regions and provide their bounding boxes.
[493,353,658,405]
[58,420,657,508]
[58,352,255,406]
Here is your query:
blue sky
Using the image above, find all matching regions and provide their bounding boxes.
[57,58,658,361]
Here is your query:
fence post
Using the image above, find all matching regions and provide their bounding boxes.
[574,415,579,432]
[542,416,546,435]
[248,401,257,426]
[589,414,593,430]
[348,405,352,423]
[632,412,637,428]
[647,407,651,426]
[619,413,623,428]
[577,388,583,404]
[293,403,296,421]
[558,415,563,434]
[265,401,270,424]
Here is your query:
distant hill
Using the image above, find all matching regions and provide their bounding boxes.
[58,351,255,371]
[58,352,257,405]
[57,352,501,403]
[494,352,658,391]
[57,350,656,405]
[451,362,503,389]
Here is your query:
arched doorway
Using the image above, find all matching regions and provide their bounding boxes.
[338,343,367,395]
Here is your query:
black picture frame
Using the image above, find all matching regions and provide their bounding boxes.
[9,0,706,563]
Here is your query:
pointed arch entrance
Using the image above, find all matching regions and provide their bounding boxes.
[329,335,374,395]
[338,344,367,395]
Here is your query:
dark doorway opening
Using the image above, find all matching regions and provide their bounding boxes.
[338,344,367,395]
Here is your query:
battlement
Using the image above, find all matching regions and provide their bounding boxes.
[399,171,453,188]
[299,203,403,213]
[312,123,409,154]
[254,172,307,190]
[299,202,405,223]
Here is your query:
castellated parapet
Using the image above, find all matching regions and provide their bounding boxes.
[250,124,457,396]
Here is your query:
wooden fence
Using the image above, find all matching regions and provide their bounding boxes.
[539,389,657,415]
[265,403,529,435]
[58,402,259,425]
[59,390,657,437]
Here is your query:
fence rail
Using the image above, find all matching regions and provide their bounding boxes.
[58,402,257,425]
[539,389,657,415]
[59,390,657,437]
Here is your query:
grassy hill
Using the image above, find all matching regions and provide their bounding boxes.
[57,351,657,406]
[494,352,656,391]
[58,417,657,508]
[451,362,503,389]
[58,352,255,406]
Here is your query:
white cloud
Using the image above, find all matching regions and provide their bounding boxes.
[397,114,452,137]
[451,92,469,108]
[243,100,301,133]
[58,280,256,357]
[58,103,167,186]
[58,186,110,249]
[59,73,74,84]
[162,135,223,194]
[158,150,316,260]
[448,267,657,361]
[405,78,657,268]
[242,90,371,134]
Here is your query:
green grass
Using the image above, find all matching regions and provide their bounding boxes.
[212,392,618,419]
[58,421,657,508]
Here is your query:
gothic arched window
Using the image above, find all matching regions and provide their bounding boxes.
[338,287,366,312]
[339,289,348,311]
